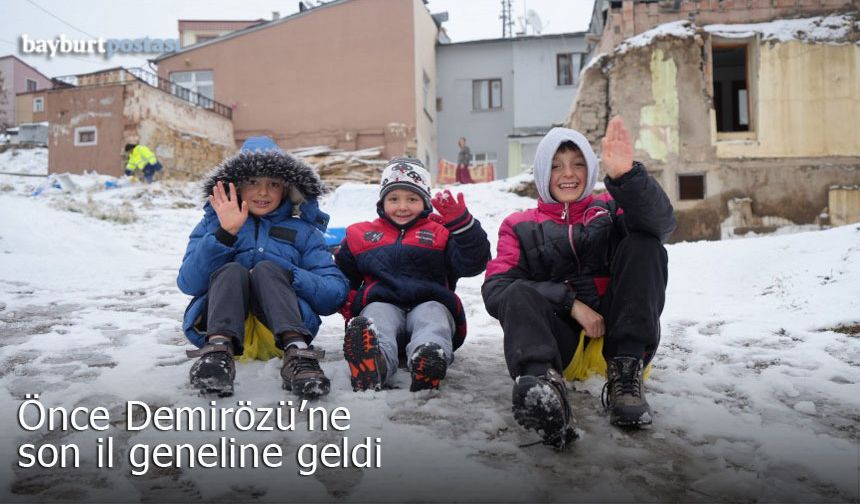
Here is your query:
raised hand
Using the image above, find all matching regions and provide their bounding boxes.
[432,190,468,224]
[601,116,634,180]
[209,181,248,235]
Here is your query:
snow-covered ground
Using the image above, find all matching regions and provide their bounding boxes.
[0,150,858,502]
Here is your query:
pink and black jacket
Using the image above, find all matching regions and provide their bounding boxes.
[482,128,675,321]
[335,209,491,350]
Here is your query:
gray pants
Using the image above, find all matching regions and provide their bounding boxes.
[359,301,455,383]
[206,261,310,355]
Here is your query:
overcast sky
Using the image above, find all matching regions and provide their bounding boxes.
[0,0,595,78]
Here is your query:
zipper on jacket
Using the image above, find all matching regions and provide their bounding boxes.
[561,202,570,223]
[253,216,261,241]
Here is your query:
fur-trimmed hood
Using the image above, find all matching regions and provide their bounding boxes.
[200,137,330,231]
[201,149,326,205]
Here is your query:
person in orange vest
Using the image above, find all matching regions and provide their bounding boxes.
[124,143,162,183]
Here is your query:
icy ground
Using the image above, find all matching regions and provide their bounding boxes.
[0,152,858,502]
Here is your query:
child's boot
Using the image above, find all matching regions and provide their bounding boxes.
[343,316,387,391]
[603,356,652,427]
[281,347,330,398]
[187,339,235,397]
[512,368,577,449]
[409,342,447,392]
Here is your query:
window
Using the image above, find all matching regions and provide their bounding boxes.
[436,97,443,112]
[195,34,217,44]
[712,46,751,133]
[472,79,502,111]
[473,152,497,162]
[557,53,584,86]
[678,174,705,200]
[26,79,37,92]
[170,70,214,107]
[33,97,44,113]
[74,126,97,146]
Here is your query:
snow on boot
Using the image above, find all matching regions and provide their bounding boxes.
[187,340,235,397]
[343,316,387,391]
[602,356,652,427]
[512,368,577,449]
[281,346,330,399]
[409,342,447,392]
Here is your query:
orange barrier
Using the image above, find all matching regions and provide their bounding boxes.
[437,159,495,185]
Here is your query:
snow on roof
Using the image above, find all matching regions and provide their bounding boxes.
[614,13,857,55]
[616,20,695,54]
[705,13,857,43]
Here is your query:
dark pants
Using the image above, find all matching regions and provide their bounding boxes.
[205,261,310,355]
[143,162,162,183]
[496,232,668,379]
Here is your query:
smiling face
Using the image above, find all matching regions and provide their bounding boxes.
[382,188,425,225]
[548,146,588,203]
[239,177,285,216]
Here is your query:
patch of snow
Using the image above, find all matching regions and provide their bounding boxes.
[617,20,695,54]
[705,14,856,44]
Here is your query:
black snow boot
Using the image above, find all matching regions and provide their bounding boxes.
[343,316,387,392]
[602,356,652,427]
[187,339,236,397]
[512,368,577,449]
[409,342,447,392]
[281,346,330,399]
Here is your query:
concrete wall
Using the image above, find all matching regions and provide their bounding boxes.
[436,40,514,178]
[568,34,860,241]
[157,0,426,159]
[511,36,587,129]
[715,41,860,158]
[47,85,125,175]
[123,82,235,178]
[47,82,234,177]
[413,0,438,171]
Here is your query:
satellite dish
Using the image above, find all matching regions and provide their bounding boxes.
[526,9,543,35]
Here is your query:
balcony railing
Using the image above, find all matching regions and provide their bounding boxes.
[52,67,233,120]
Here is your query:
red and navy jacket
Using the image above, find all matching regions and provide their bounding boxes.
[482,162,675,320]
[335,212,491,350]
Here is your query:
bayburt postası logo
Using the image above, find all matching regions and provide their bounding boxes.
[20,34,180,59]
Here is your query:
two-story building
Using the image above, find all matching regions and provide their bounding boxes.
[0,55,53,129]
[436,32,588,179]
[154,0,441,168]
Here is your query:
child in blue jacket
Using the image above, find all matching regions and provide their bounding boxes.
[177,137,348,398]
[335,158,491,392]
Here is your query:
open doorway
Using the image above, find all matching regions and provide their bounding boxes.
[712,46,751,133]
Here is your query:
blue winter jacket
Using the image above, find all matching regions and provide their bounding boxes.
[177,139,349,347]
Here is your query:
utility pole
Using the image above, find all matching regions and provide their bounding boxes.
[500,0,513,38]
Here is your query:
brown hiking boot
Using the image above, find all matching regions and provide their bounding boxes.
[602,356,652,427]
[281,346,330,398]
[187,339,235,397]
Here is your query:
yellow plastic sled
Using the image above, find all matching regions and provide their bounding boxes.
[236,315,283,362]
[563,330,651,381]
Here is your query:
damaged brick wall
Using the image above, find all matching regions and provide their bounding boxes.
[568,26,860,242]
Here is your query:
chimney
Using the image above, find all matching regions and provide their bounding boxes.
[272,11,280,20]
[299,2,309,12]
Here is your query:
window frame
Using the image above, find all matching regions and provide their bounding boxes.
[711,37,758,141]
[472,78,502,111]
[73,126,97,147]
[26,79,37,92]
[33,97,44,113]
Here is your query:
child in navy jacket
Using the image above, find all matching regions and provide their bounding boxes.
[335,158,491,392]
